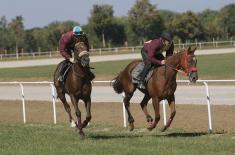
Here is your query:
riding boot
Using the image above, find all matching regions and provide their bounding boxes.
[58,60,69,82]
[87,68,95,81]
[138,64,151,89]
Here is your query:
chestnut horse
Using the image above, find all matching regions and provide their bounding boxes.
[54,42,92,138]
[112,47,198,131]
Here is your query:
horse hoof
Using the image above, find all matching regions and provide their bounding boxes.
[147,122,156,131]
[129,123,134,131]
[161,126,168,132]
[82,121,89,128]
[79,131,85,139]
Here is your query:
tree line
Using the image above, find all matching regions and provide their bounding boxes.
[0,0,234,54]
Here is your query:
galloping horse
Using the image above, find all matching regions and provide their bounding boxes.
[54,42,92,138]
[112,47,198,131]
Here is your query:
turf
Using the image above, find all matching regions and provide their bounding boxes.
[0,123,234,155]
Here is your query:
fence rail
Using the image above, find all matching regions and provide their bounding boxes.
[1,40,235,60]
[1,80,235,132]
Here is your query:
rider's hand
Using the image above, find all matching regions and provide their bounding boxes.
[161,60,165,65]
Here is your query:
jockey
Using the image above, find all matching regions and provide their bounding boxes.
[137,31,174,89]
[58,26,95,81]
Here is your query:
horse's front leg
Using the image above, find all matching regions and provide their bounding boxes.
[70,95,85,138]
[148,96,160,131]
[140,94,152,124]
[57,91,75,127]
[82,96,92,128]
[162,95,176,132]
[123,92,135,131]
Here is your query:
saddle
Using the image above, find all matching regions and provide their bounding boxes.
[132,62,154,88]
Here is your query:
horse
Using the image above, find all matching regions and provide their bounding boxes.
[112,47,198,131]
[53,42,92,138]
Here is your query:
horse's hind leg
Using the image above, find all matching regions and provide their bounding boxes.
[140,94,153,124]
[162,95,176,132]
[57,92,75,127]
[82,96,92,128]
[123,92,135,131]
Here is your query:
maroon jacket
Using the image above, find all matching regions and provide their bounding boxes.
[143,37,174,65]
[59,31,90,59]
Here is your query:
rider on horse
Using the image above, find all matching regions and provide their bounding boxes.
[137,31,174,89]
[58,26,95,82]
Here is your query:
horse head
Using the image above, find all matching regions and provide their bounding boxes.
[74,42,90,67]
[179,47,198,83]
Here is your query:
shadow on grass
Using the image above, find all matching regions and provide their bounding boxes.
[88,131,212,140]
[89,134,144,140]
[161,132,209,137]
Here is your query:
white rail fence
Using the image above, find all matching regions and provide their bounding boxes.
[1,40,235,60]
[0,80,235,132]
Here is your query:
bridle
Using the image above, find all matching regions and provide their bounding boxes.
[165,52,198,76]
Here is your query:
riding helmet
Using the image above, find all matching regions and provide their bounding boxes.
[161,31,173,42]
[73,26,83,36]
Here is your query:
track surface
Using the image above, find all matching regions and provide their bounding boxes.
[0,85,234,105]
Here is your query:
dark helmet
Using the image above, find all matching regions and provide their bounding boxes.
[161,31,173,42]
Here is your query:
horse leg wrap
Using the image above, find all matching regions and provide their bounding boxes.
[75,118,83,129]
[82,116,92,128]
[146,115,153,123]
[162,111,176,132]
[128,117,134,123]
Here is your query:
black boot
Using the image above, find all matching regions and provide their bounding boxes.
[87,69,95,81]
[58,60,70,82]
[138,64,151,89]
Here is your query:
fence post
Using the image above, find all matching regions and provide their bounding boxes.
[122,92,127,128]
[19,83,26,123]
[203,81,213,133]
[162,100,167,126]
[132,47,135,52]
[50,83,57,124]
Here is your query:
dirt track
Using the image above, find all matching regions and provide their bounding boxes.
[0,100,234,133]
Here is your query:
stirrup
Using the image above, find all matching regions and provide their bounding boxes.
[58,76,63,82]
[138,82,146,89]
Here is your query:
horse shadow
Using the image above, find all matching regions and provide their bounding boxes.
[88,131,210,140]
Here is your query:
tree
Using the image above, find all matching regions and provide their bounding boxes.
[8,16,25,54]
[198,9,221,40]
[170,11,205,42]
[47,21,79,49]
[159,10,178,30]
[128,0,164,43]
[89,4,114,47]
[217,4,235,38]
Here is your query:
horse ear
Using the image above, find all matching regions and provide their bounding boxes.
[187,46,191,51]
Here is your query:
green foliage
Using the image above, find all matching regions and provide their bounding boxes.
[170,11,205,42]
[198,9,221,40]
[217,4,235,38]
[128,0,164,42]
[88,4,126,47]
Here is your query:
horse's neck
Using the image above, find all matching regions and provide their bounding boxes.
[166,53,182,68]
[163,53,182,80]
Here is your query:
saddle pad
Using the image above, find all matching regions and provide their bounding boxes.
[131,62,154,84]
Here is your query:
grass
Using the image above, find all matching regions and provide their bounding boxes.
[0,123,234,155]
[0,53,235,81]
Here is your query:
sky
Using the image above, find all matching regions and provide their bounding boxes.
[0,0,234,29]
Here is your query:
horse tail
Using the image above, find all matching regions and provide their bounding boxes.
[112,73,123,94]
